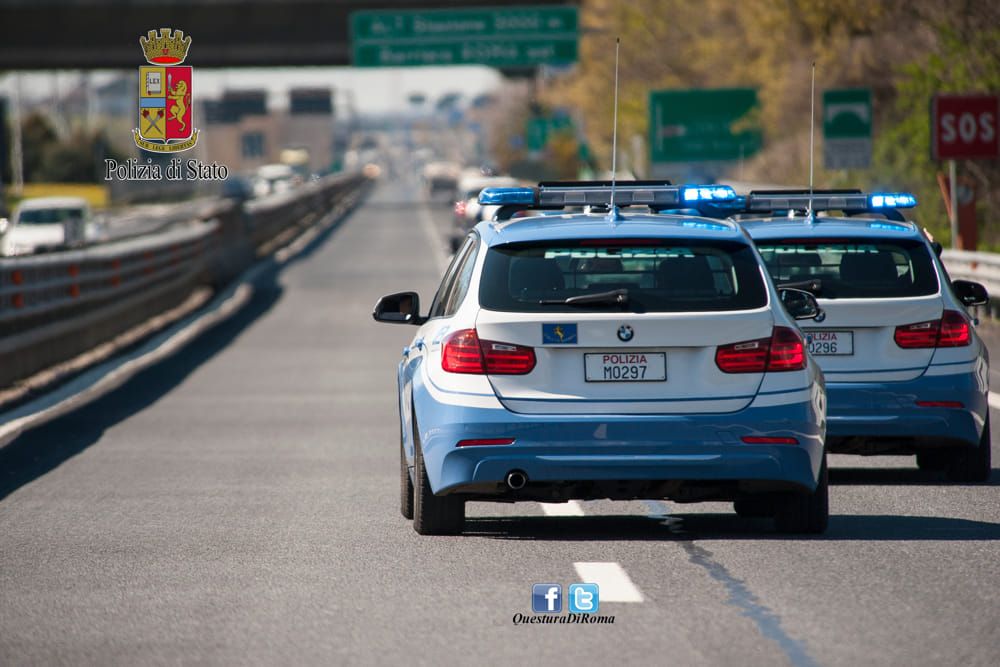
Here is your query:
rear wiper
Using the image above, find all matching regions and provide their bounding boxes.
[540,288,629,307]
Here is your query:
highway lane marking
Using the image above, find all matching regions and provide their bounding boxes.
[641,501,820,667]
[0,281,254,449]
[989,391,1000,410]
[573,562,645,603]
[539,501,585,516]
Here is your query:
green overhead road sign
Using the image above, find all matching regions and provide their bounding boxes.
[648,88,762,164]
[823,88,872,169]
[350,6,578,68]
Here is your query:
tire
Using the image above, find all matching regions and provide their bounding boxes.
[412,420,464,535]
[947,415,992,483]
[400,433,414,520]
[916,450,950,472]
[775,454,829,534]
[734,497,775,518]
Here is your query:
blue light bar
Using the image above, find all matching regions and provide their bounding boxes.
[478,187,537,206]
[869,222,909,232]
[868,193,917,209]
[681,185,737,202]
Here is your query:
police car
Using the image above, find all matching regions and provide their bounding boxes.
[731,190,990,481]
[374,182,829,535]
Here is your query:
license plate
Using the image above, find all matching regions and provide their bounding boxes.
[805,330,854,356]
[584,352,666,382]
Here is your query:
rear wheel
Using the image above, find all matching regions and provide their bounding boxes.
[400,433,414,520]
[412,419,464,535]
[775,454,829,534]
[947,415,992,483]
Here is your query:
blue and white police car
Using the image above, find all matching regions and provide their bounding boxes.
[374,182,828,535]
[731,190,990,481]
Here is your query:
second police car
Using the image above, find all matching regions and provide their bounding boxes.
[729,190,990,482]
[374,182,829,535]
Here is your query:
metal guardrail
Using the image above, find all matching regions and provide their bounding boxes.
[0,171,370,388]
[0,222,214,324]
[941,250,1000,294]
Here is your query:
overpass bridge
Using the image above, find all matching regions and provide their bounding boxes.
[0,0,573,69]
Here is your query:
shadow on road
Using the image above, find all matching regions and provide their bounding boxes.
[463,512,1000,542]
[0,209,355,503]
[830,467,1000,487]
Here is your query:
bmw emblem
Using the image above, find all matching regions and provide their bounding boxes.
[617,324,634,342]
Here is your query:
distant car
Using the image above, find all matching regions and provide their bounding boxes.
[253,164,297,198]
[421,161,461,201]
[449,174,522,251]
[1,196,93,256]
[733,189,991,481]
[375,181,829,535]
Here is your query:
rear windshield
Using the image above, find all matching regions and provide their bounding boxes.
[755,239,938,298]
[479,240,768,312]
[18,208,85,225]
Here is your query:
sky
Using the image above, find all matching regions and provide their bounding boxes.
[0,65,504,114]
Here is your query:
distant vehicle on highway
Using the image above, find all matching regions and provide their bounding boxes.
[449,172,522,251]
[375,181,829,535]
[732,190,991,481]
[1,196,94,256]
[421,161,461,201]
[253,164,299,198]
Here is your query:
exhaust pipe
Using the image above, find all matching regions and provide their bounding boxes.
[505,470,528,490]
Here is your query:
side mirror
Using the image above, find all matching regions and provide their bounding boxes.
[952,279,989,307]
[779,287,824,321]
[373,291,425,325]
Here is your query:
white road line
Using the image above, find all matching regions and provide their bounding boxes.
[539,501,585,516]
[989,391,1000,410]
[574,562,645,603]
[418,202,450,273]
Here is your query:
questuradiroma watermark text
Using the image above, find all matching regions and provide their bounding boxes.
[512,613,616,625]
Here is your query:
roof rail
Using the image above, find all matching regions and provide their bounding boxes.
[480,181,739,221]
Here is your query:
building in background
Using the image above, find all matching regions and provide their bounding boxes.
[200,88,334,175]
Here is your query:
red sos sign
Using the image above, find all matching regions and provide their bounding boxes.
[932,94,999,160]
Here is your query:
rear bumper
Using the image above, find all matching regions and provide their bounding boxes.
[414,396,825,497]
[825,371,987,452]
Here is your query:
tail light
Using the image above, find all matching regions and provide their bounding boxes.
[457,438,515,447]
[915,400,964,408]
[741,436,799,445]
[442,329,536,375]
[454,200,467,216]
[715,326,805,373]
[767,326,807,371]
[894,310,970,349]
[937,310,971,347]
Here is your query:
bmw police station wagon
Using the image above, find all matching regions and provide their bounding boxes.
[732,190,991,482]
[374,182,829,535]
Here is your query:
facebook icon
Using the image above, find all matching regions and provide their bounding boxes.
[531,584,562,613]
[568,583,600,614]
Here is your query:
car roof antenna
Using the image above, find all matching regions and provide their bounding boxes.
[806,61,816,225]
[608,37,624,224]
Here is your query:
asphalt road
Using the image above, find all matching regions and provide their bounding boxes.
[2,179,999,666]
